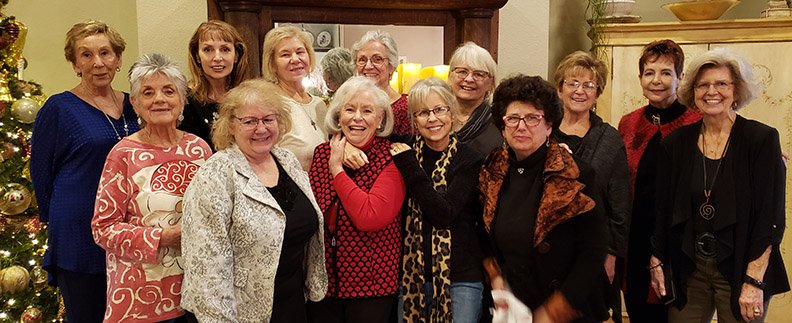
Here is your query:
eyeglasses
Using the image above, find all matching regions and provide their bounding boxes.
[452,67,490,82]
[694,81,733,92]
[502,114,544,128]
[235,115,277,130]
[356,55,389,68]
[413,105,450,120]
[563,80,598,92]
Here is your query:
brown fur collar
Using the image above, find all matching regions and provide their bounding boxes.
[479,142,595,246]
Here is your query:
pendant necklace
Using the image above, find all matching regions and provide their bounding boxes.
[699,124,731,220]
[84,84,129,140]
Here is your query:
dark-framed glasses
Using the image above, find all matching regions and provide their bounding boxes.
[452,67,490,82]
[694,81,733,92]
[235,115,278,130]
[413,105,450,120]
[563,80,598,92]
[356,55,389,68]
[503,114,544,128]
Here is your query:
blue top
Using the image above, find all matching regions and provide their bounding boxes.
[30,91,140,282]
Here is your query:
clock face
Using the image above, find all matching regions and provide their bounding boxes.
[317,30,332,48]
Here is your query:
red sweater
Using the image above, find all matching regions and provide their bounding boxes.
[310,137,405,298]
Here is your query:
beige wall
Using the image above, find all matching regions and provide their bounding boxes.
[6,0,204,94]
[497,0,550,79]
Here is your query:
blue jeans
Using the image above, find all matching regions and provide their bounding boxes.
[450,282,484,323]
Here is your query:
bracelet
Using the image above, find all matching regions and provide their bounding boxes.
[744,275,767,290]
[647,262,663,270]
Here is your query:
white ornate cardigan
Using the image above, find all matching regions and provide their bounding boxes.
[181,145,327,323]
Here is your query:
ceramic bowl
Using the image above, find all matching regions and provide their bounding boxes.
[602,0,637,17]
[662,0,741,21]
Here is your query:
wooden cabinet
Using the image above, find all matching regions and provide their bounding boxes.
[596,18,792,321]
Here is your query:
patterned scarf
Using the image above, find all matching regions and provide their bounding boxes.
[402,135,457,323]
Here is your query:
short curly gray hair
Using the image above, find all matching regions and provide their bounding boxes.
[351,30,399,70]
[678,48,758,111]
[320,47,355,91]
[324,76,394,137]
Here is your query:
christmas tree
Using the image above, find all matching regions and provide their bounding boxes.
[0,1,62,321]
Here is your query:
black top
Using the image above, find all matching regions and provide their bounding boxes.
[268,159,319,323]
[653,116,789,319]
[392,142,486,282]
[178,94,218,151]
[625,101,688,294]
[492,145,547,303]
[456,101,503,160]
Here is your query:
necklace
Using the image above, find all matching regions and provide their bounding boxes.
[699,124,731,220]
[82,84,129,140]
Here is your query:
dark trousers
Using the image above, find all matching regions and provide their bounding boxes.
[307,295,396,323]
[56,268,107,323]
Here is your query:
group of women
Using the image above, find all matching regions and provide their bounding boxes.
[29,17,786,323]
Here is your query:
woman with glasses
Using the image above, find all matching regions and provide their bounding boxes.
[307,76,405,323]
[551,51,631,322]
[480,74,608,322]
[262,25,328,170]
[617,39,700,323]
[447,42,502,159]
[182,79,327,322]
[649,48,788,323]
[351,30,411,137]
[390,77,486,323]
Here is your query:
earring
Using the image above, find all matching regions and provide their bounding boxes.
[545,138,550,147]
[116,67,121,72]
[178,114,184,122]
[77,72,82,77]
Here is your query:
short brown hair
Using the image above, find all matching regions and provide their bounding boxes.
[553,51,608,97]
[261,26,317,83]
[639,39,684,76]
[64,20,126,64]
[212,79,292,150]
[187,20,251,104]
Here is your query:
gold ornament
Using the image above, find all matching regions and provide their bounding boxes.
[0,142,16,161]
[10,98,40,124]
[0,265,30,294]
[0,183,33,215]
[30,265,47,290]
[20,305,43,323]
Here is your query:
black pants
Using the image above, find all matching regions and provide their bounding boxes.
[56,268,107,323]
[307,295,396,323]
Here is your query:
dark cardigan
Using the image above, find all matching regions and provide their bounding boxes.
[553,113,632,256]
[652,115,789,320]
[392,142,485,282]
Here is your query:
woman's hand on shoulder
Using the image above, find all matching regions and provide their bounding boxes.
[344,141,368,169]
[329,135,346,176]
[389,143,411,156]
[160,224,182,248]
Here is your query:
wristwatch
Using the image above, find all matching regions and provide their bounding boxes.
[744,275,767,290]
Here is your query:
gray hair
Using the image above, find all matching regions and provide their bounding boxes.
[325,76,394,137]
[320,47,355,90]
[408,77,458,125]
[678,47,758,111]
[448,41,497,82]
[129,53,188,102]
[352,30,399,70]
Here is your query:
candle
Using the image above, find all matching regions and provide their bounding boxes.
[401,63,422,93]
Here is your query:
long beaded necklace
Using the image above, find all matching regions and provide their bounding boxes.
[699,123,731,220]
[83,84,129,140]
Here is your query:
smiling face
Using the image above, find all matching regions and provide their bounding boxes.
[414,91,452,151]
[339,90,384,147]
[274,36,310,84]
[132,73,184,128]
[640,55,681,109]
[198,36,237,82]
[449,65,493,107]
[694,66,735,118]
[502,101,552,161]
[558,69,598,116]
[72,34,122,89]
[355,41,395,90]
[232,103,280,161]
